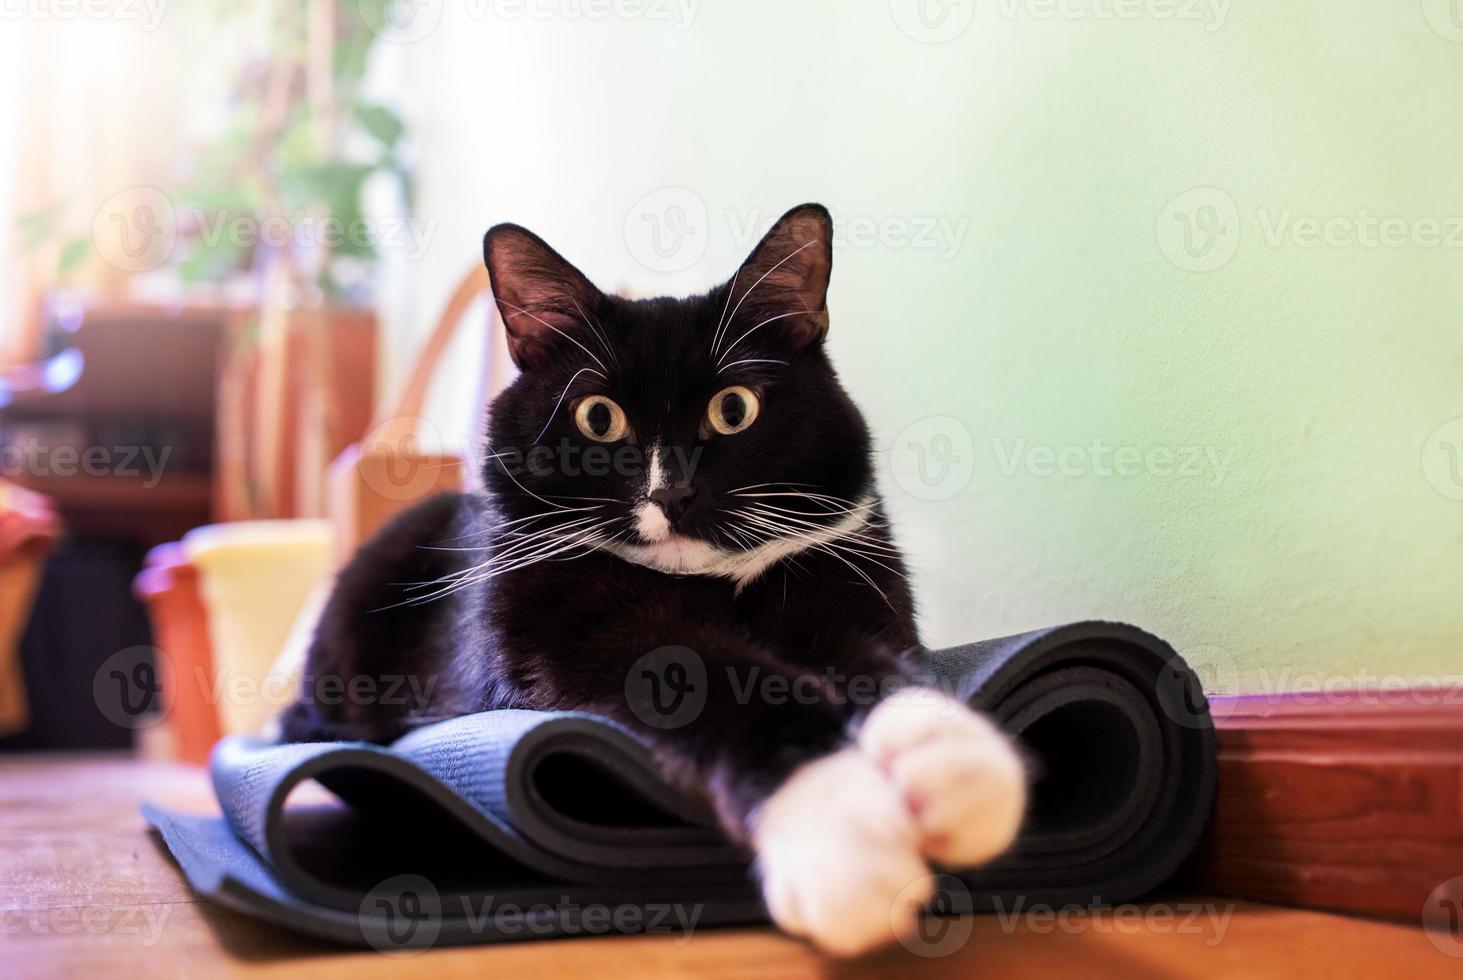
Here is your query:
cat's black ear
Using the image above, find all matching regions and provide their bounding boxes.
[724,203,833,349]
[483,224,607,369]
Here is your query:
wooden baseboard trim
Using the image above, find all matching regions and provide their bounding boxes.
[1190,689,1463,923]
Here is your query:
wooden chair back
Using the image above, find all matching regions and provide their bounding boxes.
[327,265,512,562]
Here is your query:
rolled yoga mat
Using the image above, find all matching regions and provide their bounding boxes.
[144,620,1216,948]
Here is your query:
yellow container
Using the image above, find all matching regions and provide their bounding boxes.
[183,520,334,735]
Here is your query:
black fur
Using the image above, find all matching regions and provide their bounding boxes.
[280,204,921,841]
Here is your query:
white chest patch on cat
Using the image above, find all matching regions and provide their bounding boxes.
[607,496,877,590]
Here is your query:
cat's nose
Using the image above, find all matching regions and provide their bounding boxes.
[649,485,696,523]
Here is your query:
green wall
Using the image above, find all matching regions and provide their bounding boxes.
[393,0,1463,691]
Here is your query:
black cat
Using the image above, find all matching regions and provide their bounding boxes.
[279,204,1024,956]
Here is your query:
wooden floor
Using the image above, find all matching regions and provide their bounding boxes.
[1,754,1457,979]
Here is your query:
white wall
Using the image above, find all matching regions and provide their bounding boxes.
[378,0,1463,686]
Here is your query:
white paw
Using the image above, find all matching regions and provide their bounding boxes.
[753,747,934,957]
[858,687,1026,868]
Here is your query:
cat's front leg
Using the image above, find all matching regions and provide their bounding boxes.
[751,685,1026,956]
[855,687,1027,868]
[551,624,933,956]
[750,743,934,956]
[754,632,1028,879]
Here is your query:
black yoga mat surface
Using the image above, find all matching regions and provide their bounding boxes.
[144,621,1216,949]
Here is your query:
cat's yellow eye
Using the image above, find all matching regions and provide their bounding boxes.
[706,386,760,436]
[573,395,630,442]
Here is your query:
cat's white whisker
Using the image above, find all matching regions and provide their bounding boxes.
[716,240,819,355]
[424,514,606,559]
[407,514,608,583]
[483,448,628,512]
[737,495,869,515]
[533,366,601,445]
[724,481,819,494]
[710,266,741,357]
[428,507,575,544]
[383,517,618,609]
[730,502,903,602]
[716,311,806,366]
[740,505,902,556]
[497,299,609,375]
[717,358,790,375]
[741,505,902,555]
[569,295,618,368]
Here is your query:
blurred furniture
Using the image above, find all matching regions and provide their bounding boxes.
[216,305,378,523]
[0,536,154,751]
[327,265,499,559]
[0,292,376,749]
[0,481,60,734]
[1,296,378,545]
[139,266,506,742]
[181,520,333,737]
[0,348,83,410]
[133,543,221,764]
[0,300,224,751]
[0,299,225,549]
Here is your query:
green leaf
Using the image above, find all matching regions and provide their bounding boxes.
[355,104,404,149]
[16,204,67,249]
[57,237,93,276]
[278,161,373,218]
[177,238,246,283]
